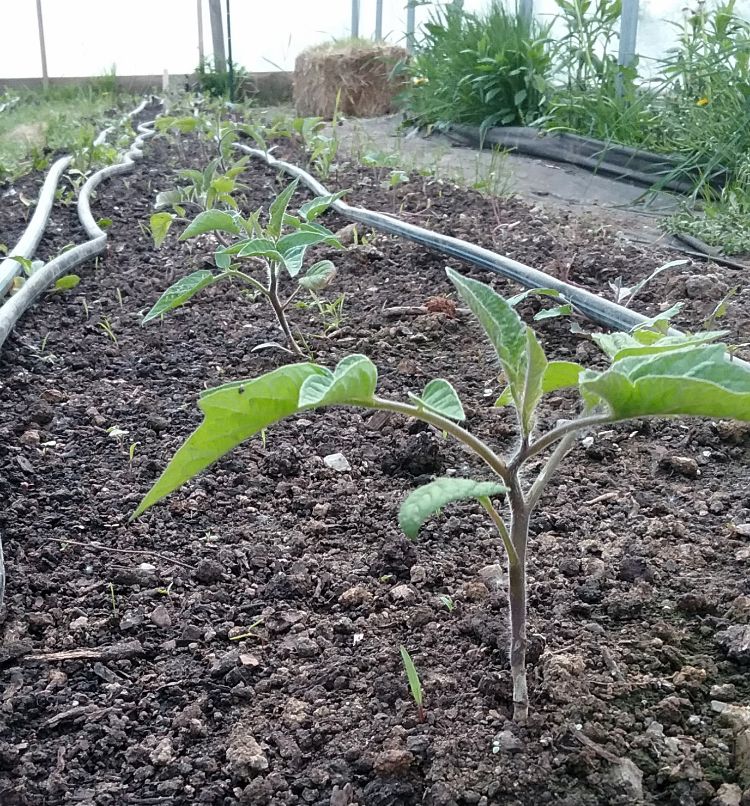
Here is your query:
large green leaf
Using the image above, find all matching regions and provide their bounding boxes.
[299,191,347,222]
[399,477,507,540]
[581,344,750,421]
[520,328,548,435]
[408,379,465,421]
[298,355,377,407]
[277,228,340,254]
[236,238,284,262]
[299,260,336,291]
[133,363,326,518]
[268,180,299,238]
[180,210,240,240]
[142,271,217,324]
[593,329,727,361]
[446,268,527,401]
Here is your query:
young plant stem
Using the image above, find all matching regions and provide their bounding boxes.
[507,491,530,724]
[267,263,303,356]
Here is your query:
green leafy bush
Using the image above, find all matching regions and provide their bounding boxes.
[134,267,750,721]
[400,1,552,131]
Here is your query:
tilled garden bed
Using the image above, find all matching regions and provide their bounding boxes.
[0,129,749,806]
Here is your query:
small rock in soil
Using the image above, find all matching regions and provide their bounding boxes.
[716,625,750,663]
[150,605,171,628]
[462,580,489,602]
[479,564,506,589]
[608,758,644,802]
[559,557,581,577]
[618,556,654,582]
[226,724,268,780]
[576,579,604,604]
[711,683,738,701]
[410,564,427,584]
[660,454,700,478]
[390,584,417,603]
[734,523,750,538]
[149,737,174,767]
[712,783,742,806]
[338,585,373,607]
[19,429,40,446]
[726,596,750,622]
[324,452,351,472]
[193,558,224,584]
[370,535,417,579]
[119,610,144,631]
[373,748,415,776]
[673,665,708,690]
[492,730,522,754]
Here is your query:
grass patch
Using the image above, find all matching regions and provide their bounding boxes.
[0,81,136,184]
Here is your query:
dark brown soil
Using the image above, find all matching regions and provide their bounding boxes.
[0,125,749,806]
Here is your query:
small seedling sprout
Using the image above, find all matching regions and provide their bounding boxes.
[133,268,750,721]
[400,645,425,722]
[142,180,346,355]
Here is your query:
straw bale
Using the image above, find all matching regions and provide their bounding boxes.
[293,43,407,118]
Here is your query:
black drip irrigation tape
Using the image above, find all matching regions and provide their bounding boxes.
[0,97,163,609]
[235,144,750,372]
[445,124,727,195]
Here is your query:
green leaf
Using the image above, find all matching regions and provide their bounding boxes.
[299,191,347,222]
[495,360,583,407]
[298,354,377,407]
[142,270,217,324]
[580,344,750,421]
[54,274,81,291]
[149,212,174,248]
[446,268,527,403]
[409,379,465,421]
[399,477,507,540]
[534,304,572,321]
[268,180,299,238]
[277,229,339,254]
[520,328,548,434]
[399,646,423,707]
[133,363,327,518]
[155,189,187,210]
[236,238,284,262]
[299,260,336,291]
[593,330,726,361]
[180,210,240,240]
[210,176,235,195]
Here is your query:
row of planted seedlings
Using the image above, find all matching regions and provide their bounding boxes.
[126,110,750,724]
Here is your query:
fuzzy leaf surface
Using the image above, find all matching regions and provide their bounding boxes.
[180,210,240,240]
[298,355,377,407]
[142,271,216,324]
[446,268,527,402]
[495,360,583,406]
[581,344,750,421]
[299,260,336,291]
[133,363,326,517]
[399,477,507,540]
[268,180,299,238]
[299,191,346,222]
[409,379,465,421]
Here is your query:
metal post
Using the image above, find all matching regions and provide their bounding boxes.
[226,0,234,101]
[406,0,416,52]
[519,0,533,25]
[617,0,639,96]
[208,0,226,73]
[375,0,383,40]
[351,0,360,38]
[197,0,205,65]
[35,0,49,91]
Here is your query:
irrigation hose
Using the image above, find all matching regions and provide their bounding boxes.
[236,144,672,333]
[237,144,750,375]
[0,97,160,609]
[0,156,73,298]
